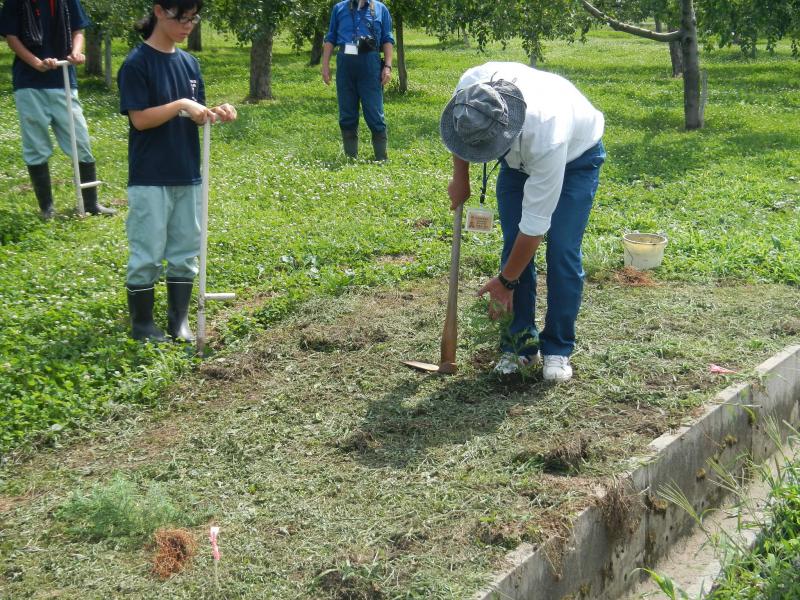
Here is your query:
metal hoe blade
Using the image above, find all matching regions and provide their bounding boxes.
[402,360,457,374]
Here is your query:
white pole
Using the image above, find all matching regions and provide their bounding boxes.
[56,60,85,216]
[197,119,211,356]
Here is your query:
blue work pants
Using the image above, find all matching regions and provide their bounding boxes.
[335,51,386,133]
[496,141,606,358]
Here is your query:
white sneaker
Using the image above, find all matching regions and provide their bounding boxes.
[542,355,573,382]
[493,352,539,375]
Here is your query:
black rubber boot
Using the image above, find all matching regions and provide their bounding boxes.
[341,128,358,159]
[371,130,388,161]
[126,284,166,342]
[79,162,116,216]
[166,277,195,342]
[27,163,54,220]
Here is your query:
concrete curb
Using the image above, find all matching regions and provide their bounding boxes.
[477,345,800,600]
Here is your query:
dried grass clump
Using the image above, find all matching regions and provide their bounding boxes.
[597,479,642,542]
[152,528,197,579]
[614,266,657,287]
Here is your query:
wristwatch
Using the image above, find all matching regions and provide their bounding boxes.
[498,273,519,290]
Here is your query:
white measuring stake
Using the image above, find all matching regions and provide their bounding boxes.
[193,115,235,356]
[55,60,102,216]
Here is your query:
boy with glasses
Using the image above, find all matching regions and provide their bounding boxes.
[118,0,236,342]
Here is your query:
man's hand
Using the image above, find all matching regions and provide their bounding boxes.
[35,58,58,72]
[321,64,331,85]
[448,177,470,210]
[211,103,237,123]
[477,277,513,320]
[66,51,85,65]
[380,65,391,86]
[180,98,216,125]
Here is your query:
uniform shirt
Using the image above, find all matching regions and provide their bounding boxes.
[118,43,206,187]
[0,0,89,90]
[456,62,605,237]
[324,0,394,47]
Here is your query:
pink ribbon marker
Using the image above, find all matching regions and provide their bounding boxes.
[209,526,221,561]
[709,364,738,374]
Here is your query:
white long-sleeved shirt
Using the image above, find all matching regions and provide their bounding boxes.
[455,62,604,236]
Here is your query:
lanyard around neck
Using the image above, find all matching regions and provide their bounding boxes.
[479,159,503,205]
[349,2,373,42]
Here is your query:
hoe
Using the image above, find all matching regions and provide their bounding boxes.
[402,203,462,374]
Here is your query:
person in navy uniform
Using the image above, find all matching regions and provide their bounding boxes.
[117,0,236,342]
[0,0,115,218]
[320,0,394,161]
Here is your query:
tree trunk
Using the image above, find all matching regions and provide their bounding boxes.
[396,12,408,93]
[249,28,275,101]
[104,32,112,89]
[309,28,324,66]
[461,27,469,47]
[655,17,662,32]
[188,22,202,52]
[669,38,683,77]
[680,0,702,129]
[85,27,101,76]
[528,34,539,67]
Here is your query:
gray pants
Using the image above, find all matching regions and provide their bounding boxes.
[13,88,94,165]
[126,185,201,286]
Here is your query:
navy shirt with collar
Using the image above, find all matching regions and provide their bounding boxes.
[0,0,89,90]
[324,0,394,47]
[118,43,206,187]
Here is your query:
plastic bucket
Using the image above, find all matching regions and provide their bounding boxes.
[622,233,668,270]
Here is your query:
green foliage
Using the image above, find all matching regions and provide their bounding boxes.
[211,0,293,43]
[708,453,800,599]
[637,568,691,599]
[55,474,187,544]
[696,0,800,57]
[428,0,591,62]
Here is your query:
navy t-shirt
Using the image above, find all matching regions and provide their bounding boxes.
[118,43,206,187]
[0,0,89,90]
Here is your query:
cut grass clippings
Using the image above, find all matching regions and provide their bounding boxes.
[1,277,799,598]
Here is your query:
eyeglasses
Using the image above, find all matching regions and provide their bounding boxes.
[165,10,201,25]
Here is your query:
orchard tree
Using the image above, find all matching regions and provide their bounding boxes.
[428,0,588,67]
[696,0,800,57]
[386,0,430,92]
[581,0,704,129]
[287,0,332,66]
[213,0,293,100]
[507,0,590,66]
[82,0,148,87]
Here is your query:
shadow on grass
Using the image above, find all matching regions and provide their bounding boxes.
[348,370,548,469]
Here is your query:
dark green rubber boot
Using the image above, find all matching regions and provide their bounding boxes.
[166,277,195,342]
[126,284,166,342]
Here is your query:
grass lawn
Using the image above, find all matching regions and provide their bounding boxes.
[1,27,799,599]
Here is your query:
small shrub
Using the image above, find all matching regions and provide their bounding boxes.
[55,474,186,545]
